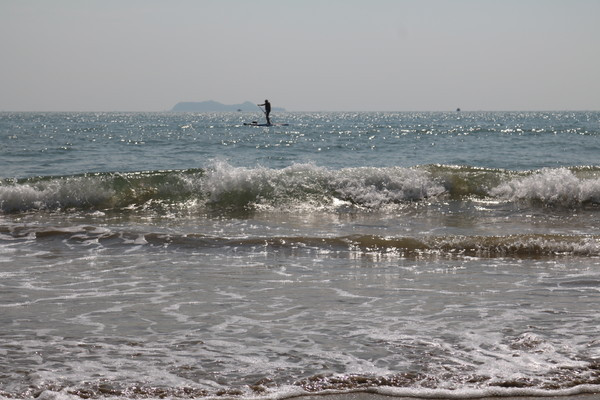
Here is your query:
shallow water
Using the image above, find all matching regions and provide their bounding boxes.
[1,112,600,399]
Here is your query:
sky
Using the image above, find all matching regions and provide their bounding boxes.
[1,0,599,112]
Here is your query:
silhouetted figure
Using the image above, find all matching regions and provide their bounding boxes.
[258,99,271,125]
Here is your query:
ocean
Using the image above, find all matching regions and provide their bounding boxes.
[1,111,599,400]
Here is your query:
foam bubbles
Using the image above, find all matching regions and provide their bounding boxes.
[0,176,114,212]
[490,168,600,206]
[202,161,445,211]
[3,165,599,215]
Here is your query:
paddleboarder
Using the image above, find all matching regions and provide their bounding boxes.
[258,99,271,125]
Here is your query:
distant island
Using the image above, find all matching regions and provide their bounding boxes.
[171,100,286,112]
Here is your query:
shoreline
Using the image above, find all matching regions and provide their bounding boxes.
[293,393,600,400]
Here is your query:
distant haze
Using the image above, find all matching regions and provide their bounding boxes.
[1,0,599,112]
[171,101,285,112]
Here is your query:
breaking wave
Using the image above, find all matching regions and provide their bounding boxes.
[1,163,600,214]
[491,167,600,206]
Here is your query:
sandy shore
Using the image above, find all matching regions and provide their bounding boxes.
[293,393,600,400]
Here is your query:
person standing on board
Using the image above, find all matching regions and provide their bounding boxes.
[258,99,271,125]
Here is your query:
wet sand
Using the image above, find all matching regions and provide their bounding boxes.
[294,392,600,400]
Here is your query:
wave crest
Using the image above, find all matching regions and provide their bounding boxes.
[490,168,600,206]
[2,164,600,214]
[0,176,115,212]
[202,161,444,211]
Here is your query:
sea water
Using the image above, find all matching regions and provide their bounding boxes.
[1,111,600,399]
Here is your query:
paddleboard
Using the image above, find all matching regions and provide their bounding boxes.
[243,122,289,127]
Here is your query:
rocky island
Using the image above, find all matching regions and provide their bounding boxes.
[171,100,285,112]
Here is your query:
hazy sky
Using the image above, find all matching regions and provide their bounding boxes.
[1,0,599,112]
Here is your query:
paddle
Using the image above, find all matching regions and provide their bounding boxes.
[257,104,266,117]
[257,104,270,125]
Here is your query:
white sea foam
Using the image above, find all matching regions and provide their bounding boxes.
[0,177,114,212]
[490,168,600,206]
[332,166,445,206]
[202,161,445,210]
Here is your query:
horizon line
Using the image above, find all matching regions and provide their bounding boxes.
[1,109,599,113]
